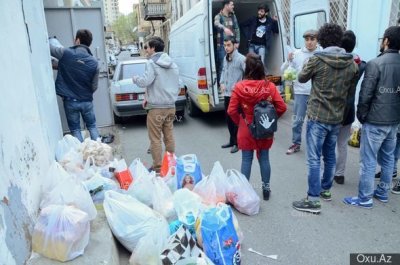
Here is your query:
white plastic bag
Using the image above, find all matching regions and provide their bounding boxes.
[41,161,71,197]
[173,189,202,226]
[193,175,218,205]
[129,221,170,265]
[83,173,119,203]
[208,161,227,203]
[55,135,81,162]
[226,169,260,216]
[103,190,169,252]
[40,177,97,220]
[152,177,175,219]
[32,205,90,262]
[128,159,155,206]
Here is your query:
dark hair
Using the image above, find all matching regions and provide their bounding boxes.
[223,36,236,44]
[222,0,233,8]
[148,36,164,52]
[317,23,343,48]
[341,30,356,53]
[75,29,93,46]
[244,53,265,80]
[383,26,400,50]
[257,4,269,12]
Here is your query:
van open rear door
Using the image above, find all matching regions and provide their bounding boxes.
[204,0,219,106]
[290,0,329,49]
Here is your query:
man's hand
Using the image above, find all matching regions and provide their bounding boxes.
[142,99,147,109]
[224,27,233,36]
[272,15,278,21]
[220,84,226,94]
[288,52,294,62]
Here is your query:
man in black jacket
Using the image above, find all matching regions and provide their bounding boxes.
[344,26,400,208]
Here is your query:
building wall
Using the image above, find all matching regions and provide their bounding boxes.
[0,0,62,264]
[104,0,120,26]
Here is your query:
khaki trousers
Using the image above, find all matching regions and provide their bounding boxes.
[147,108,176,171]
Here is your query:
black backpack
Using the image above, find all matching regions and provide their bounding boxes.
[242,100,278,140]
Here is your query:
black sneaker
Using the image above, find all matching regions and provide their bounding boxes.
[334,175,345,184]
[263,189,270,201]
[292,198,321,213]
[392,181,400,194]
[375,171,397,179]
[230,145,239,153]
[320,190,332,201]
[221,143,234,148]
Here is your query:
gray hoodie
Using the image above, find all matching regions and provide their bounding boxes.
[132,52,179,108]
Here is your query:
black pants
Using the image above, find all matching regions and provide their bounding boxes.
[224,96,238,145]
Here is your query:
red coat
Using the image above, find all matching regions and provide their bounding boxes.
[228,79,287,150]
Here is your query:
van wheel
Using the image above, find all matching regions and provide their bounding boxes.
[113,112,123,124]
[187,97,201,117]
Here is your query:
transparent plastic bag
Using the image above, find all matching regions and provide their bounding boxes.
[41,161,71,197]
[83,173,119,204]
[226,169,260,216]
[128,159,155,206]
[208,161,227,203]
[173,189,202,226]
[283,64,297,81]
[193,175,219,205]
[152,177,175,219]
[103,190,169,252]
[32,205,90,262]
[55,135,81,162]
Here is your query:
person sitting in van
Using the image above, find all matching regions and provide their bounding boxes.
[227,53,287,200]
[280,29,319,155]
[240,4,278,67]
[220,37,246,154]
[214,0,240,85]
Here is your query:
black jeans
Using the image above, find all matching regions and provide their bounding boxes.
[224,96,238,145]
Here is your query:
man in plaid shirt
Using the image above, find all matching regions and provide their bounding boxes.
[214,0,240,85]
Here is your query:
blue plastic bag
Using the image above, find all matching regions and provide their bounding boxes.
[200,204,241,265]
[176,154,202,190]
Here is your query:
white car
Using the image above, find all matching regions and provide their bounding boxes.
[129,46,140,57]
[110,59,186,123]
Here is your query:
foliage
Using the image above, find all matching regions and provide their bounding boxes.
[111,12,138,44]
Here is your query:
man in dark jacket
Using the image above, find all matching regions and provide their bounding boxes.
[292,23,359,213]
[344,26,400,208]
[240,4,278,67]
[50,29,100,142]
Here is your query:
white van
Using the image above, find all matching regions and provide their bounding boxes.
[169,0,285,116]
[169,0,399,117]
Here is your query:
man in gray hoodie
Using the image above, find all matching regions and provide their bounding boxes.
[220,37,245,153]
[132,36,180,173]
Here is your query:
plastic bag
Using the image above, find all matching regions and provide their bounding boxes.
[41,161,71,197]
[193,176,219,205]
[83,173,119,204]
[40,177,97,220]
[173,189,202,226]
[129,221,170,265]
[283,65,297,81]
[59,149,84,176]
[128,159,155,206]
[163,170,178,193]
[176,154,202,190]
[32,205,90,262]
[226,169,260,216]
[200,204,241,265]
[103,190,169,252]
[55,135,81,162]
[160,152,177,177]
[160,226,205,264]
[81,138,113,167]
[152,177,175,219]
[115,159,133,190]
[208,162,227,203]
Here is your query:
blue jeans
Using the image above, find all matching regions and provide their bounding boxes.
[241,150,270,190]
[306,120,340,199]
[394,132,400,172]
[249,44,266,65]
[216,45,226,84]
[358,123,398,201]
[292,94,309,145]
[63,99,99,142]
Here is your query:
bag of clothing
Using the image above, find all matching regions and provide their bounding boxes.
[176,154,202,190]
[200,204,241,265]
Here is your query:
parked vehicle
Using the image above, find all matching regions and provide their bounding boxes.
[169,0,284,117]
[109,59,186,123]
[129,46,141,57]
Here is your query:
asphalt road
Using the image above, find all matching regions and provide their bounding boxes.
[115,106,399,265]
[114,50,399,265]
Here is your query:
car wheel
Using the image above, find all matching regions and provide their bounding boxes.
[187,96,201,117]
[113,112,123,124]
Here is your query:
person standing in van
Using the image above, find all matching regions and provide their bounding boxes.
[132,37,180,173]
[228,53,287,200]
[220,37,246,154]
[240,4,279,67]
[214,0,240,85]
[281,29,319,155]
[50,29,100,142]
[291,23,358,213]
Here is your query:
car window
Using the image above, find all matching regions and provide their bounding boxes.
[120,62,146,80]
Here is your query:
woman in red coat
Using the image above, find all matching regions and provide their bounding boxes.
[228,53,287,200]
